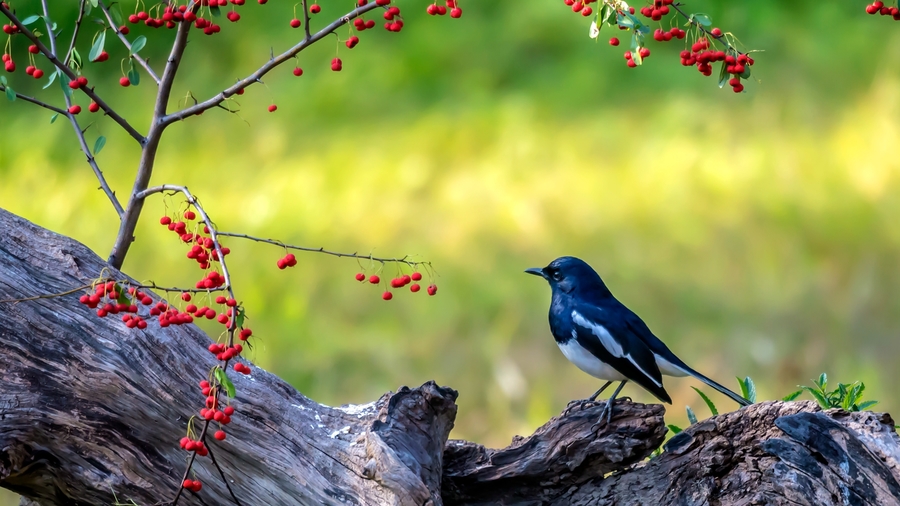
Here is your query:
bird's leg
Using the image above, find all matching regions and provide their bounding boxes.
[563,381,613,416]
[591,381,627,432]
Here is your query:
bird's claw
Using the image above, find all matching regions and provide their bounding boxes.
[563,398,598,416]
[590,400,616,433]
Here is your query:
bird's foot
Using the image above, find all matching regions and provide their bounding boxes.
[590,400,617,433]
[563,398,599,416]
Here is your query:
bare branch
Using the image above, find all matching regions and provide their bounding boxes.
[301,0,311,40]
[0,2,146,144]
[97,0,161,85]
[63,0,87,66]
[160,2,384,125]
[0,84,67,114]
[203,434,245,506]
[216,231,431,270]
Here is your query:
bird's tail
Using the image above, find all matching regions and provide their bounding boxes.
[686,367,751,407]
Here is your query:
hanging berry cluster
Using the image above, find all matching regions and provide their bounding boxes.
[567,0,757,91]
[357,269,437,300]
[865,1,900,18]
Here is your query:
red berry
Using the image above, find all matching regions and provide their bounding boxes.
[346,36,359,49]
[609,37,619,46]
[268,104,277,112]
[290,18,301,28]
[368,275,380,284]
[88,102,100,113]
[223,406,235,416]
[215,295,227,304]
[711,27,722,37]
[581,6,591,16]
[410,283,421,292]
[293,67,303,76]
[190,481,202,492]
[227,11,240,22]
[450,7,462,17]
[183,479,193,489]
[214,430,226,440]
[310,4,321,13]
[411,272,422,281]
[427,284,437,296]
[68,105,82,115]
[356,272,366,281]
[28,44,39,54]
[382,291,393,300]
[331,58,342,71]
[32,69,44,78]
[119,76,131,87]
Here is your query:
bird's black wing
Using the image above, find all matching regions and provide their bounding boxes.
[569,302,672,404]
[620,305,751,407]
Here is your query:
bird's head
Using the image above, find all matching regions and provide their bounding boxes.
[525,256,611,297]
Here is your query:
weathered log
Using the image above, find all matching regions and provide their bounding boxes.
[0,208,457,506]
[3,206,900,506]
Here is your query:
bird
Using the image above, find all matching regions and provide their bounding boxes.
[526,256,750,427]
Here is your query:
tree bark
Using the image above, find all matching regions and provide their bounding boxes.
[1,207,899,506]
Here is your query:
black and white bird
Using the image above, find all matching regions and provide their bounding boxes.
[526,256,750,426]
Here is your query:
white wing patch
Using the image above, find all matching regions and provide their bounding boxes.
[572,311,624,358]
[571,310,663,388]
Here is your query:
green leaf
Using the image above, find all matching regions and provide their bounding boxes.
[58,70,73,98]
[0,76,5,85]
[616,12,634,28]
[816,373,827,392]
[215,367,236,398]
[801,386,829,408]
[782,389,803,402]
[72,48,82,68]
[599,4,614,25]
[50,113,59,123]
[690,13,712,27]
[112,284,130,305]
[22,15,41,25]
[5,85,15,102]
[127,63,140,87]
[94,135,106,154]
[739,65,751,80]
[686,406,698,425]
[209,6,222,17]
[743,377,757,403]
[717,60,729,89]
[89,30,106,62]
[89,0,99,7]
[857,400,878,411]
[234,306,245,329]
[692,387,719,416]
[43,69,59,89]
[666,424,682,435]
[130,35,147,55]
[109,3,125,27]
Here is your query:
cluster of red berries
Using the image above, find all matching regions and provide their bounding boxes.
[2,54,16,73]
[78,281,151,328]
[181,479,203,493]
[382,5,405,32]
[427,0,463,18]
[356,270,437,300]
[866,1,900,18]
[638,0,673,20]
[1,23,19,35]
[159,210,232,274]
[562,0,597,17]
[678,37,753,92]
[276,253,297,269]
[623,47,651,67]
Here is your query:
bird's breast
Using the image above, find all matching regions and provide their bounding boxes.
[557,339,627,382]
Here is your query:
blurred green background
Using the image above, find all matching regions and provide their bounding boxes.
[2,1,900,501]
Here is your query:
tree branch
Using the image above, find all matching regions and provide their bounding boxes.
[97,0,161,85]
[216,231,432,270]
[62,0,87,67]
[0,84,66,114]
[670,2,743,54]
[0,2,146,144]
[107,11,195,270]
[159,2,383,126]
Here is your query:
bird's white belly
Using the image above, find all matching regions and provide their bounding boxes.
[558,340,626,381]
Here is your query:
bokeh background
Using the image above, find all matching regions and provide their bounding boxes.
[2,1,900,502]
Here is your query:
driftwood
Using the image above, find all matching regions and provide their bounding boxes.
[1,206,900,506]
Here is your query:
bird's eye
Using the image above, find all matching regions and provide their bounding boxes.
[551,271,562,281]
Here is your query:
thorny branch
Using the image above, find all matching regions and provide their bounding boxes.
[0,84,66,114]
[62,0,87,67]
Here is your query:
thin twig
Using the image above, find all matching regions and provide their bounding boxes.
[0,85,67,114]
[0,2,146,144]
[107,7,195,269]
[97,0,161,85]
[301,0,311,40]
[25,0,125,216]
[171,420,210,506]
[670,2,742,54]
[203,435,244,506]
[160,2,384,125]
[216,231,431,269]
[63,0,88,66]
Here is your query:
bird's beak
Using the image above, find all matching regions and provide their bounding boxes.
[524,267,545,278]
